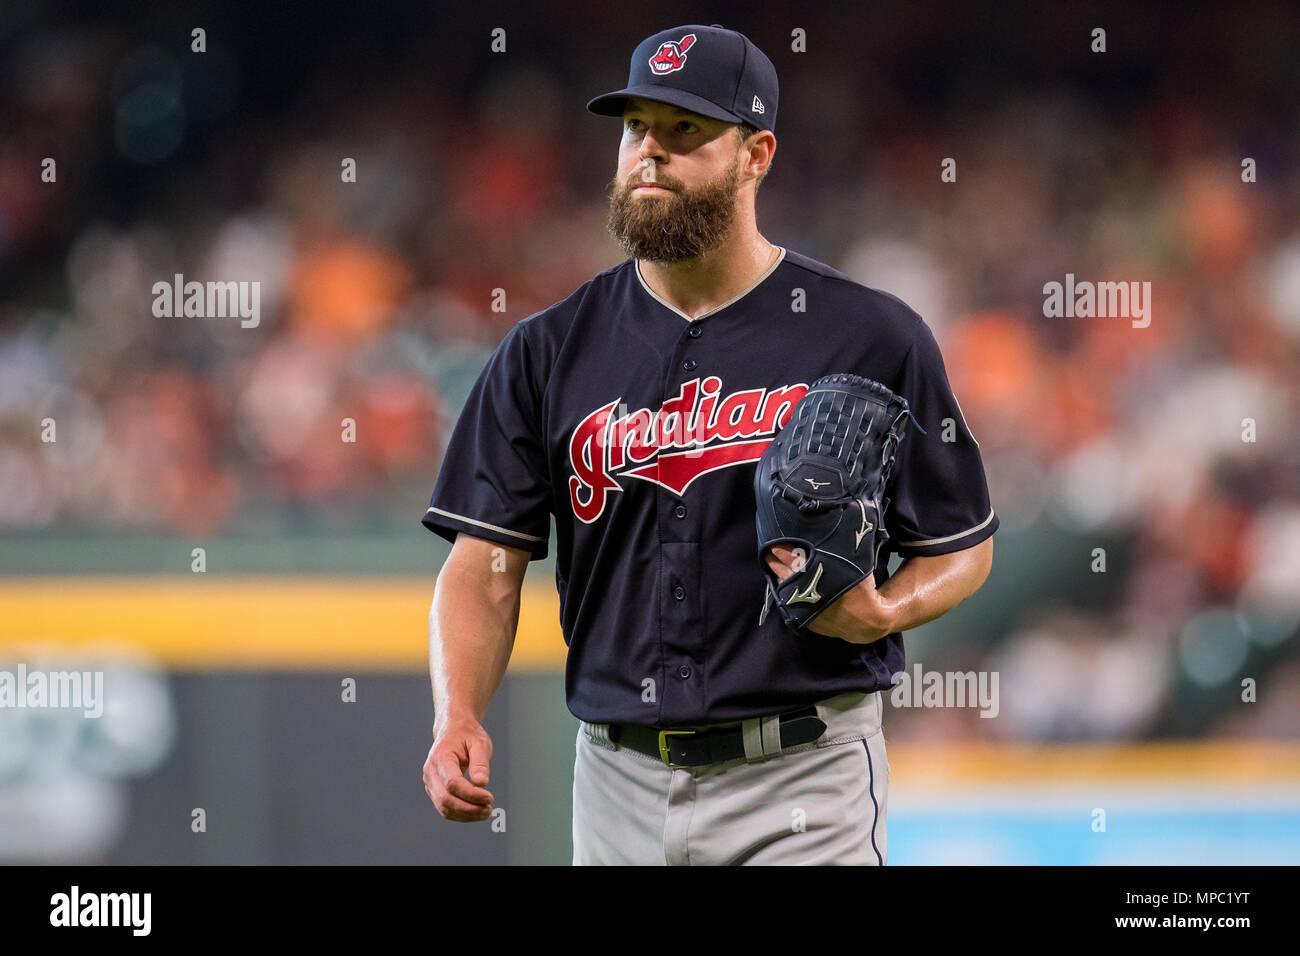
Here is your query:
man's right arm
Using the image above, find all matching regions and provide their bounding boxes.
[422,532,530,823]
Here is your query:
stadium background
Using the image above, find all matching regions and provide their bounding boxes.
[1,0,1298,864]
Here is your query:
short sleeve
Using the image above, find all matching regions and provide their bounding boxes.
[421,321,553,560]
[883,320,998,557]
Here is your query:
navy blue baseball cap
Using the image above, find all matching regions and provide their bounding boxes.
[586,24,778,134]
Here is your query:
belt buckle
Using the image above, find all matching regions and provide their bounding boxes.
[658,729,695,767]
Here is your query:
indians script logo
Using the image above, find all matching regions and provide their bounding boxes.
[568,376,807,523]
[648,33,697,75]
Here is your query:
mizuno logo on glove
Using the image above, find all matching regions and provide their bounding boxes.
[854,500,874,550]
[785,562,825,605]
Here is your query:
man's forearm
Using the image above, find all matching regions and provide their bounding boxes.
[877,537,994,634]
[429,553,522,728]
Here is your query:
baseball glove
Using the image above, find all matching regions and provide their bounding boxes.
[754,372,920,631]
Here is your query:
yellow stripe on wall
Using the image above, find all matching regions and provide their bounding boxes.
[0,577,568,671]
[889,741,1300,783]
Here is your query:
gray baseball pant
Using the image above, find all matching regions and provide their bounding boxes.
[572,690,889,865]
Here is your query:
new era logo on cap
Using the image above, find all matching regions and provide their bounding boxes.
[752,96,765,114]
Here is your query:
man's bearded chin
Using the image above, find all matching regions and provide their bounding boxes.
[606,158,741,263]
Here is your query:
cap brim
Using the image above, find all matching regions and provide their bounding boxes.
[586,85,744,125]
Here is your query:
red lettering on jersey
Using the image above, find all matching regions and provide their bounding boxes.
[758,385,804,432]
[713,388,766,440]
[566,377,807,524]
[568,399,622,523]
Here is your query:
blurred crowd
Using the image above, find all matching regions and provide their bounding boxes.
[0,4,1297,739]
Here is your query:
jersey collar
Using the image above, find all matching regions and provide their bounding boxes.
[634,246,787,322]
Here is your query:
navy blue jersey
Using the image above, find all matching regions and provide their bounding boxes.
[422,248,998,726]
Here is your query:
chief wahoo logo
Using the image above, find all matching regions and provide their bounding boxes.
[648,34,697,74]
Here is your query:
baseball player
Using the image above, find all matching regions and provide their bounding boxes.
[421,23,997,865]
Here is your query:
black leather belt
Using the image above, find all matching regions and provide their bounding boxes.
[608,706,827,768]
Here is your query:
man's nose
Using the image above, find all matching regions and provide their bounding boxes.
[637,127,668,163]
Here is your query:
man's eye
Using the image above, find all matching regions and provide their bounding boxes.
[625,119,698,133]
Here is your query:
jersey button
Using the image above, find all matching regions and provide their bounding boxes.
[677,664,692,679]
[682,359,698,371]
[687,325,702,338]
[672,585,686,601]
[674,504,687,519]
